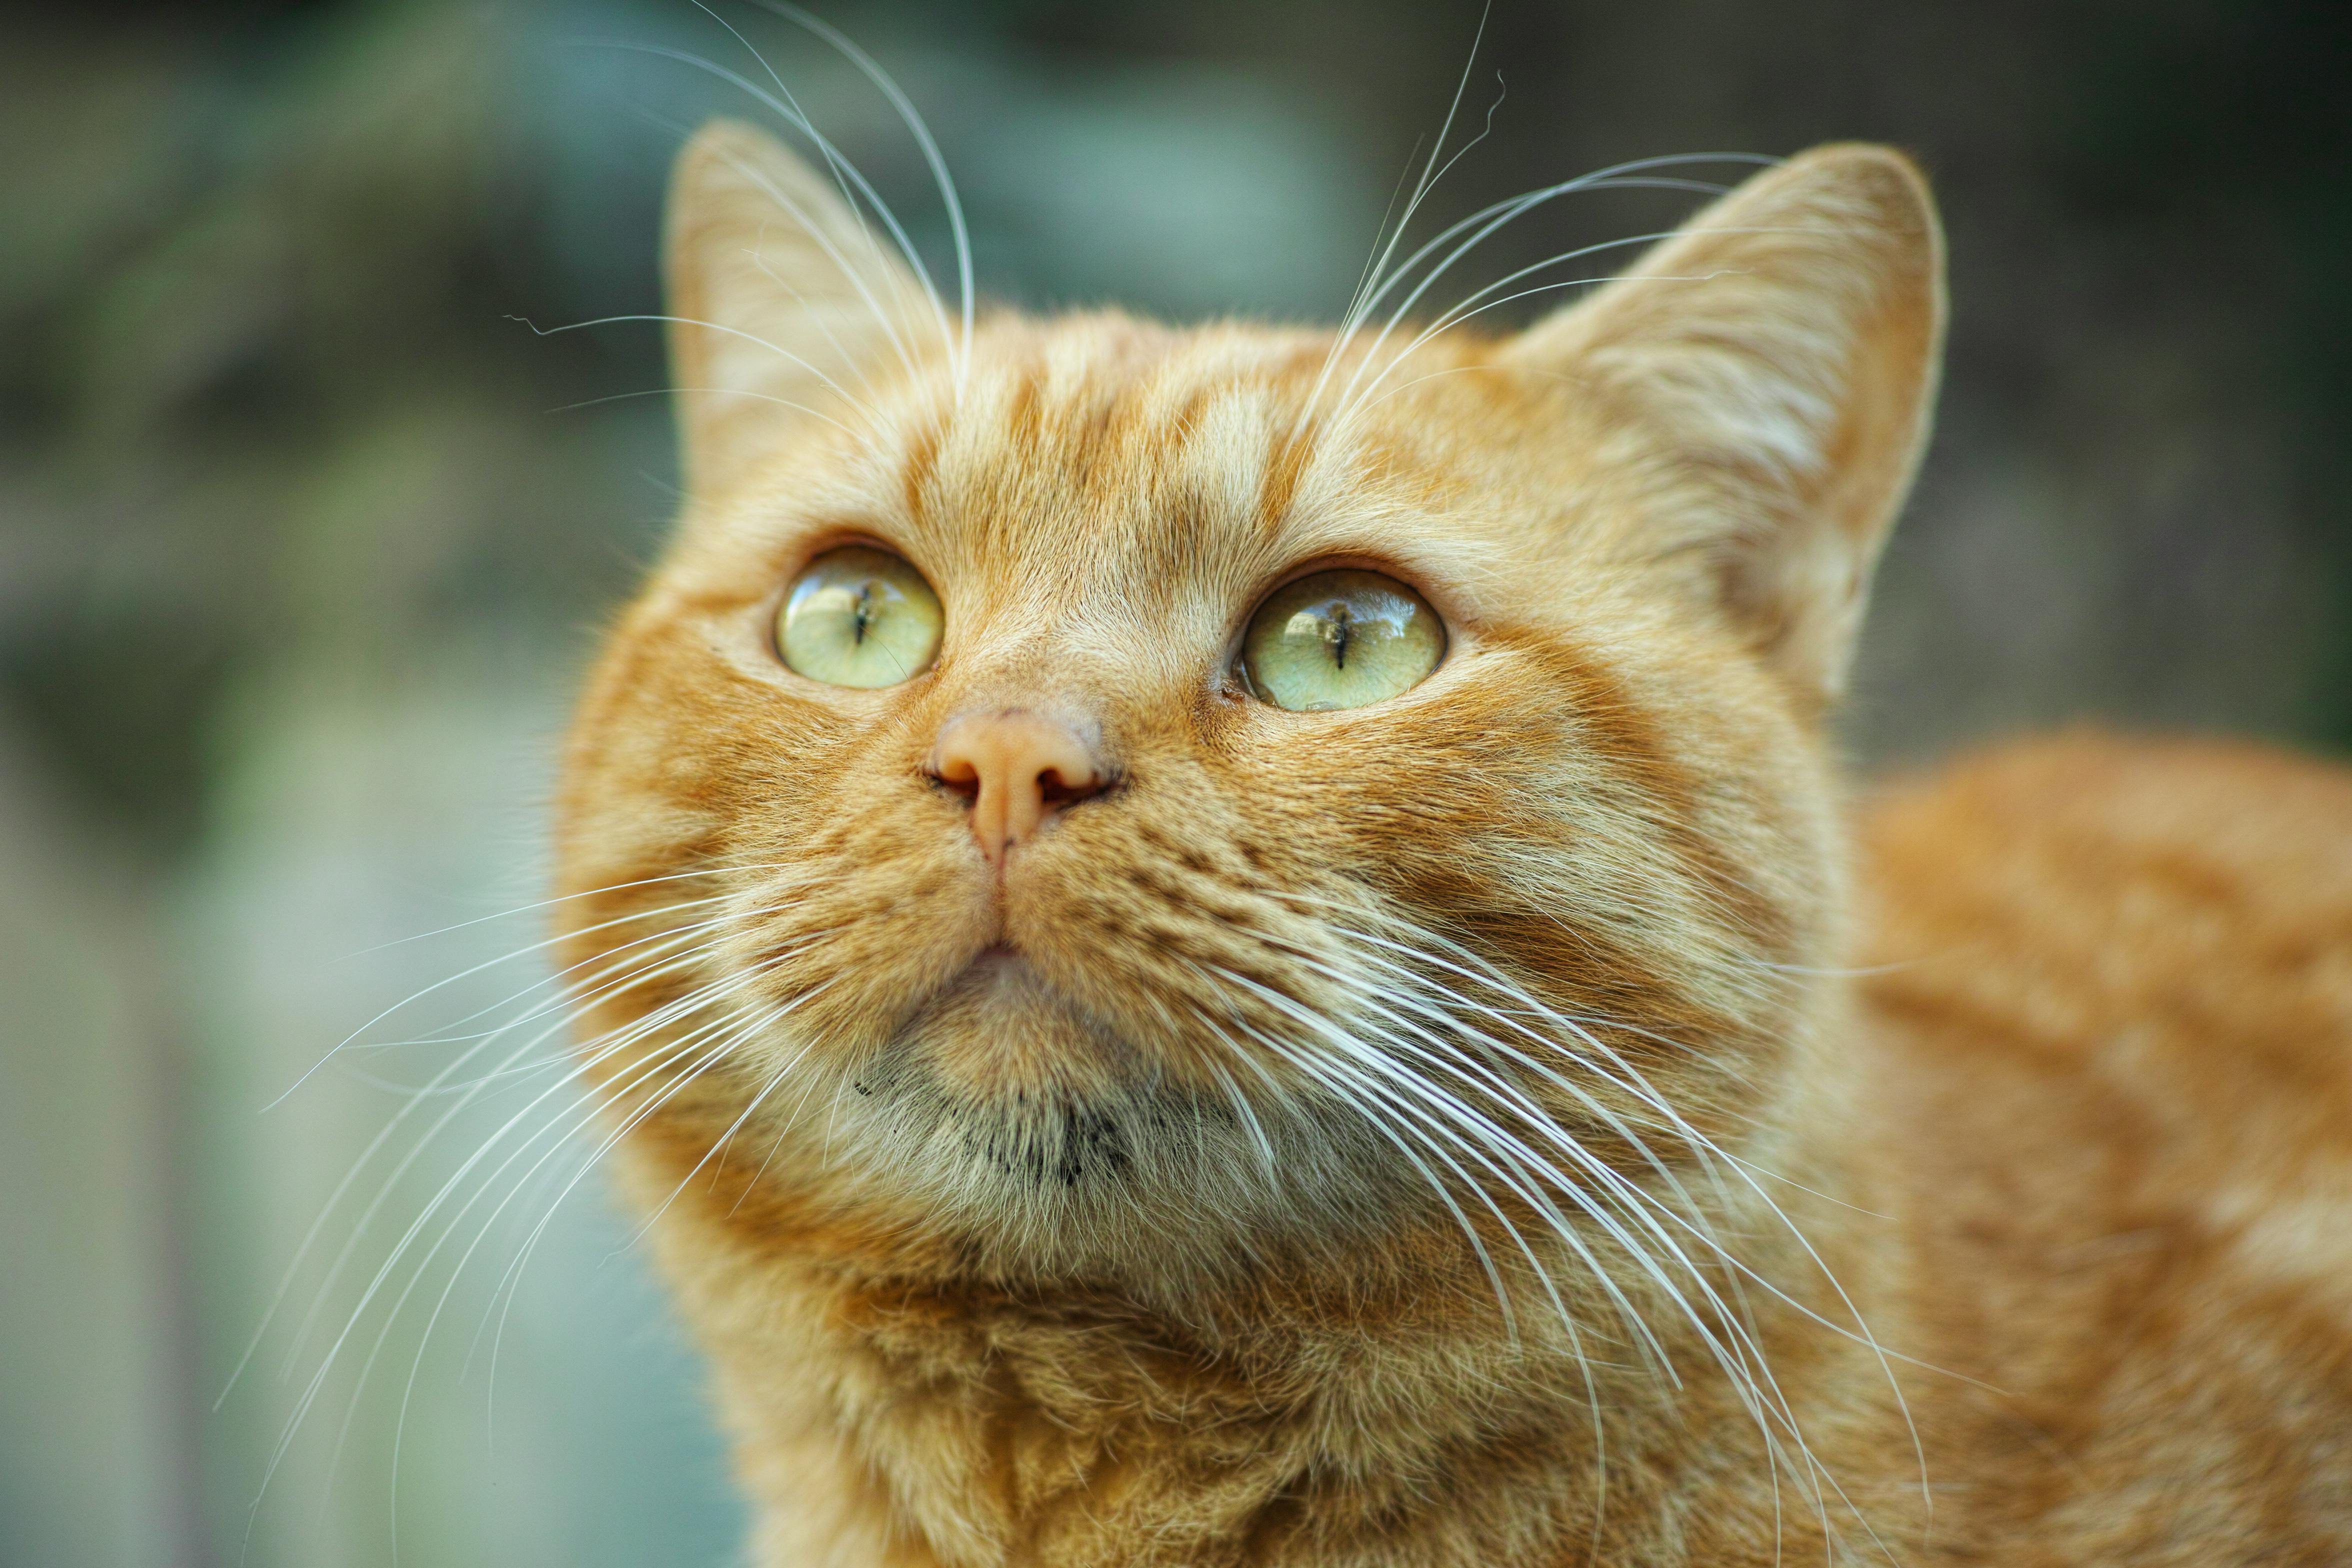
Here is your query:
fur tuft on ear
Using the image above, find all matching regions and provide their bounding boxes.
[664,119,936,496]
[1506,144,1946,704]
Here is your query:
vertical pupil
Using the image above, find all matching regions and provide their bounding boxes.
[851,582,874,645]
[1321,603,1354,669]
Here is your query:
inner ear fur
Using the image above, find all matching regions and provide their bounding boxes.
[665,118,934,497]
[1504,143,1946,704]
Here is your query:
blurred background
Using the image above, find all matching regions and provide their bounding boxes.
[2,0,2346,1563]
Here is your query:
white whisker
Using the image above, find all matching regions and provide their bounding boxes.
[747,0,974,388]
[610,54,938,378]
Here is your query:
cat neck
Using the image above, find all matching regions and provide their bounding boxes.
[618,1045,1902,1568]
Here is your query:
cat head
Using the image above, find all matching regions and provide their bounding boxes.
[554,121,1942,1290]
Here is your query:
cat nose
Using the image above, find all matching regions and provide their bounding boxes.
[927,710,1106,862]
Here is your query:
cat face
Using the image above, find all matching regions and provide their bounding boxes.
[553,124,1942,1284]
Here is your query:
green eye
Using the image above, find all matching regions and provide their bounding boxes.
[1240,568,1446,712]
[776,546,943,688]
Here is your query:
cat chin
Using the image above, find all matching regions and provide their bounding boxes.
[821,1078,1414,1282]
[890,944,1144,1107]
[776,962,1419,1276]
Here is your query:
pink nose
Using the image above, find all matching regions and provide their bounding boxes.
[928,710,1105,862]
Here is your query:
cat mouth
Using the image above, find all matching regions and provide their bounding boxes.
[964,944,1028,979]
[946,942,1047,1004]
[882,938,1142,1106]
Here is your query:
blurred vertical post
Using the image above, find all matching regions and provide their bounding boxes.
[0,737,200,1568]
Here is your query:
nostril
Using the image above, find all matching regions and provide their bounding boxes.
[931,756,982,802]
[1036,764,1102,806]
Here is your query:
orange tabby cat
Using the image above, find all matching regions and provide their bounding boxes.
[550,120,2352,1566]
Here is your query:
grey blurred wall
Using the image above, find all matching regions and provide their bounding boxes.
[2,1,2346,1563]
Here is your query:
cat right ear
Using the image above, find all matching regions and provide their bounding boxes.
[664,119,933,496]
[1502,144,1945,708]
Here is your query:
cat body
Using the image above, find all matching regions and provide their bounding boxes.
[550,122,2352,1565]
[1851,734,2352,1564]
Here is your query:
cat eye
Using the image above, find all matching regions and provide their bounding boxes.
[776,546,944,688]
[1239,568,1446,712]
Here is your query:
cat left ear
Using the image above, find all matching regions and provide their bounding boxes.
[1504,144,1945,705]
[664,119,934,497]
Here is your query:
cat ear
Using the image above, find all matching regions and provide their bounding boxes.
[1504,144,1945,704]
[664,119,933,496]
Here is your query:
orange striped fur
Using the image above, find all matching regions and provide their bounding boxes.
[549,124,2352,1565]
